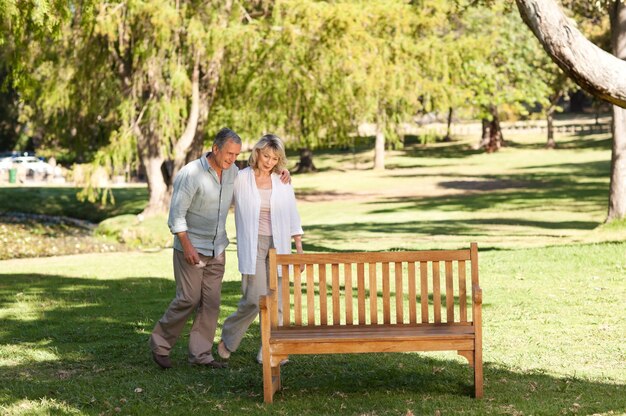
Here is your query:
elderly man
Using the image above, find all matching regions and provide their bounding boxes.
[150,128,290,369]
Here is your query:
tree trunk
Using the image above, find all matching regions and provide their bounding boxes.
[607,1,626,221]
[172,52,201,177]
[373,108,385,170]
[294,147,316,173]
[487,106,503,152]
[444,107,453,142]
[608,106,626,221]
[478,107,503,152]
[545,87,564,149]
[515,0,626,108]
[546,107,556,149]
[478,118,490,149]
[137,128,171,216]
[143,156,171,216]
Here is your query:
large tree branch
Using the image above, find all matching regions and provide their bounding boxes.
[516,0,626,108]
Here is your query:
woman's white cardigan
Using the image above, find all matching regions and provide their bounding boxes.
[234,167,303,275]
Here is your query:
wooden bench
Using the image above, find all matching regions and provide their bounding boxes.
[259,242,483,403]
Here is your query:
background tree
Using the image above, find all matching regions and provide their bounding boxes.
[452,1,551,152]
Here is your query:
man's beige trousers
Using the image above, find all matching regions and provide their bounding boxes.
[150,249,225,364]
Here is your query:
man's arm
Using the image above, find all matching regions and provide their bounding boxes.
[279,169,291,184]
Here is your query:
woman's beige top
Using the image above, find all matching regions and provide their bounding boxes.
[258,188,272,236]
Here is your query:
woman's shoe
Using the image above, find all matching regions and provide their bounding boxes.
[257,347,289,366]
[217,340,231,360]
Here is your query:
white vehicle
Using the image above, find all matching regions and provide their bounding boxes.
[0,157,13,172]
[11,156,54,176]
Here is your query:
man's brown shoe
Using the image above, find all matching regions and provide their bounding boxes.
[194,360,228,369]
[152,351,172,369]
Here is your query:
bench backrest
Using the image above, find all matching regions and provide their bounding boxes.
[267,243,479,329]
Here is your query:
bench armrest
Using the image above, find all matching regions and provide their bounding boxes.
[259,295,269,311]
[472,284,482,305]
[260,289,276,311]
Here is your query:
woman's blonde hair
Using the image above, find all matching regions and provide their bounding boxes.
[248,134,288,174]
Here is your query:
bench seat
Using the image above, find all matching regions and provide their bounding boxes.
[268,324,475,355]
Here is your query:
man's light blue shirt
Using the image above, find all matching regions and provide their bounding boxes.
[168,153,238,257]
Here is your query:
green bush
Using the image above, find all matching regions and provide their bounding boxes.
[95,214,171,249]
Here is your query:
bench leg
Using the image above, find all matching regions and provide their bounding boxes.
[474,349,483,398]
[272,363,281,392]
[263,353,274,403]
[263,350,286,403]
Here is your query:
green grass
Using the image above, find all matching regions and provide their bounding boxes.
[291,130,624,251]
[1,129,624,254]
[0,243,624,415]
[1,129,625,414]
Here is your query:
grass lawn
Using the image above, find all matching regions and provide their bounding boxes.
[293,131,623,251]
[0,243,624,415]
[0,129,625,414]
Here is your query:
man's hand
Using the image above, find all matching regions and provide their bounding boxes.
[177,232,200,265]
[279,169,291,184]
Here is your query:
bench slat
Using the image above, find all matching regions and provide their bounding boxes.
[408,262,417,324]
[306,264,315,325]
[332,264,340,325]
[280,264,289,327]
[294,265,302,325]
[446,260,454,323]
[383,262,391,324]
[432,261,441,323]
[274,250,471,265]
[420,261,428,323]
[357,263,365,324]
[273,323,475,337]
[319,264,327,325]
[395,262,404,324]
[345,264,353,325]
[369,262,377,324]
[459,260,467,322]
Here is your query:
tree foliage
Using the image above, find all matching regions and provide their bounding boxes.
[3,0,620,215]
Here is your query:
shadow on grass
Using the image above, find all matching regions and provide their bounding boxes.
[1,272,624,415]
[378,163,609,216]
[393,140,482,164]
[303,217,599,245]
[0,187,147,223]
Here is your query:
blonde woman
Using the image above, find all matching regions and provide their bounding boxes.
[218,134,303,364]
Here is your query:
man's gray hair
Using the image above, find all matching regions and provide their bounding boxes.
[213,128,242,149]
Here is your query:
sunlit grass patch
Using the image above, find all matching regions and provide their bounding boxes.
[0,398,82,416]
[0,342,59,366]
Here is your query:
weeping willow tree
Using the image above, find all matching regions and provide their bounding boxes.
[3,0,264,214]
[214,0,431,171]
[81,0,242,215]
